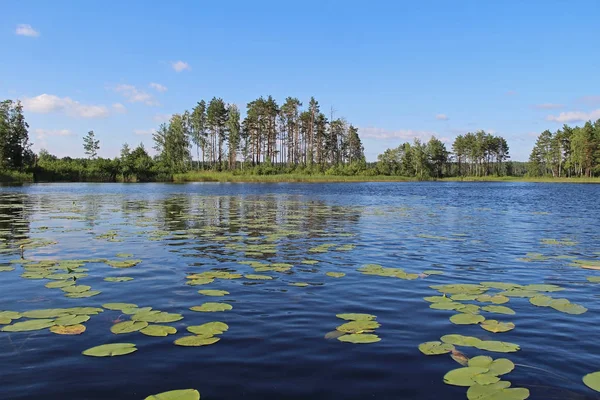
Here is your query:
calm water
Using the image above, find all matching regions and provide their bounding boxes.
[0,182,599,400]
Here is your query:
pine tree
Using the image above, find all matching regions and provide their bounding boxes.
[83,130,100,159]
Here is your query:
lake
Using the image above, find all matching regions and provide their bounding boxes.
[0,182,599,400]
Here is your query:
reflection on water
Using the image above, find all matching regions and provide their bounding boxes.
[0,182,599,400]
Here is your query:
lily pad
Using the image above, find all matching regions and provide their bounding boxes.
[244,274,273,280]
[83,343,137,357]
[529,295,553,307]
[22,309,69,319]
[190,303,233,312]
[468,356,514,375]
[62,285,92,294]
[450,314,485,325]
[586,277,600,283]
[550,299,587,315]
[104,277,134,282]
[66,290,101,298]
[140,325,177,337]
[106,259,142,268]
[187,322,229,336]
[441,334,483,347]
[144,389,200,400]
[0,266,14,272]
[326,272,346,278]
[289,282,309,287]
[523,284,563,292]
[132,312,184,323]
[443,367,493,387]
[111,321,148,334]
[583,371,600,392]
[197,290,229,297]
[174,335,220,347]
[337,334,381,344]
[103,303,138,311]
[54,314,90,326]
[480,320,515,333]
[424,296,453,303]
[475,340,520,353]
[336,320,380,334]
[45,280,76,289]
[336,313,376,321]
[1,319,55,332]
[482,305,515,315]
[50,324,86,335]
[419,341,455,355]
[476,295,509,304]
[467,381,529,400]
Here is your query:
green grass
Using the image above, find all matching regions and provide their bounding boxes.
[173,171,416,183]
[0,170,34,183]
[440,176,600,184]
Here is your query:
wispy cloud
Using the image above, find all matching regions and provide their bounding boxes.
[22,94,109,118]
[547,109,600,123]
[149,82,168,93]
[112,103,127,113]
[532,103,563,110]
[435,114,449,121]
[34,129,74,139]
[15,24,39,37]
[577,96,600,105]
[171,61,191,72]
[113,84,158,106]
[134,129,156,136]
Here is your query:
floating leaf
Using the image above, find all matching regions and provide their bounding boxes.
[480,320,515,333]
[66,290,101,298]
[186,278,215,286]
[22,309,69,319]
[336,320,380,334]
[523,284,563,292]
[336,313,376,321]
[187,322,229,336]
[83,343,137,357]
[452,294,479,301]
[326,272,346,278]
[443,367,491,387]
[324,330,345,339]
[424,296,453,303]
[468,356,514,375]
[104,277,134,282]
[289,282,309,287]
[430,302,464,311]
[529,295,553,307]
[198,290,229,297]
[337,334,380,344]
[482,305,515,315]
[103,303,137,311]
[467,382,529,400]
[132,312,183,323]
[45,279,76,289]
[50,324,86,335]
[498,289,538,298]
[111,321,148,334]
[106,259,142,268]
[419,341,455,355]
[441,334,483,347]
[475,340,520,353]
[122,306,153,315]
[0,266,14,272]
[583,371,600,392]
[1,319,55,332]
[244,274,272,280]
[54,314,90,326]
[0,311,21,320]
[423,270,444,275]
[587,277,600,283]
[116,253,133,258]
[140,325,177,337]
[144,389,200,400]
[190,303,232,312]
[450,314,485,325]
[62,285,92,294]
[476,295,509,304]
[174,335,220,347]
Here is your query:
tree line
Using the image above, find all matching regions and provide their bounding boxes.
[376,131,512,178]
[152,96,365,173]
[528,120,600,177]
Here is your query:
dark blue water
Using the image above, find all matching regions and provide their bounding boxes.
[0,182,599,399]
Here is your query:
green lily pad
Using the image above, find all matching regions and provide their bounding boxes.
[132,312,184,323]
[480,320,515,333]
[116,253,133,258]
[104,277,134,282]
[452,294,480,301]
[443,367,492,386]
[65,307,103,315]
[326,272,346,278]
[144,389,200,400]
[0,311,21,320]
[430,302,464,311]
[498,289,539,298]
[336,320,380,334]
[187,322,229,336]
[336,313,376,321]
[441,334,483,347]
[423,270,444,275]
[54,314,90,326]
[450,313,485,325]
[1,319,55,332]
[424,296,453,303]
[174,335,220,347]
[106,259,142,268]
[198,290,229,297]
[50,324,86,335]
[431,284,486,295]
[45,280,76,289]
[140,325,177,337]
[289,282,309,287]
[62,285,92,294]
[583,371,600,392]
[586,277,600,283]
[529,295,553,307]
[83,343,137,357]
[186,278,215,286]
[475,340,520,353]
[244,274,273,280]
[0,266,14,272]
[468,356,514,375]
[476,295,509,304]
[22,309,69,319]
[66,290,101,298]
[418,341,455,355]
[122,307,152,315]
[337,334,381,344]
[523,284,563,292]
[482,305,515,315]
[467,382,529,400]
[550,299,587,314]
[111,321,148,334]
[190,303,232,312]
[103,303,138,311]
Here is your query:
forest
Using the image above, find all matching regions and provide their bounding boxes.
[1,96,599,182]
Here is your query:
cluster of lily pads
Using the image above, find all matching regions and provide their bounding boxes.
[1,306,102,335]
[325,313,381,344]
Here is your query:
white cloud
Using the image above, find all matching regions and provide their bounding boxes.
[22,94,109,118]
[34,129,73,139]
[134,129,156,136]
[171,61,191,72]
[15,24,39,37]
[533,103,563,110]
[153,113,172,123]
[360,127,439,141]
[435,114,449,121]
[149,82,168,93]
[113,84,158,106]
[546,109,600,123]
[112,103,127,113]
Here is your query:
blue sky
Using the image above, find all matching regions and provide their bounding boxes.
[2,0,599,162]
